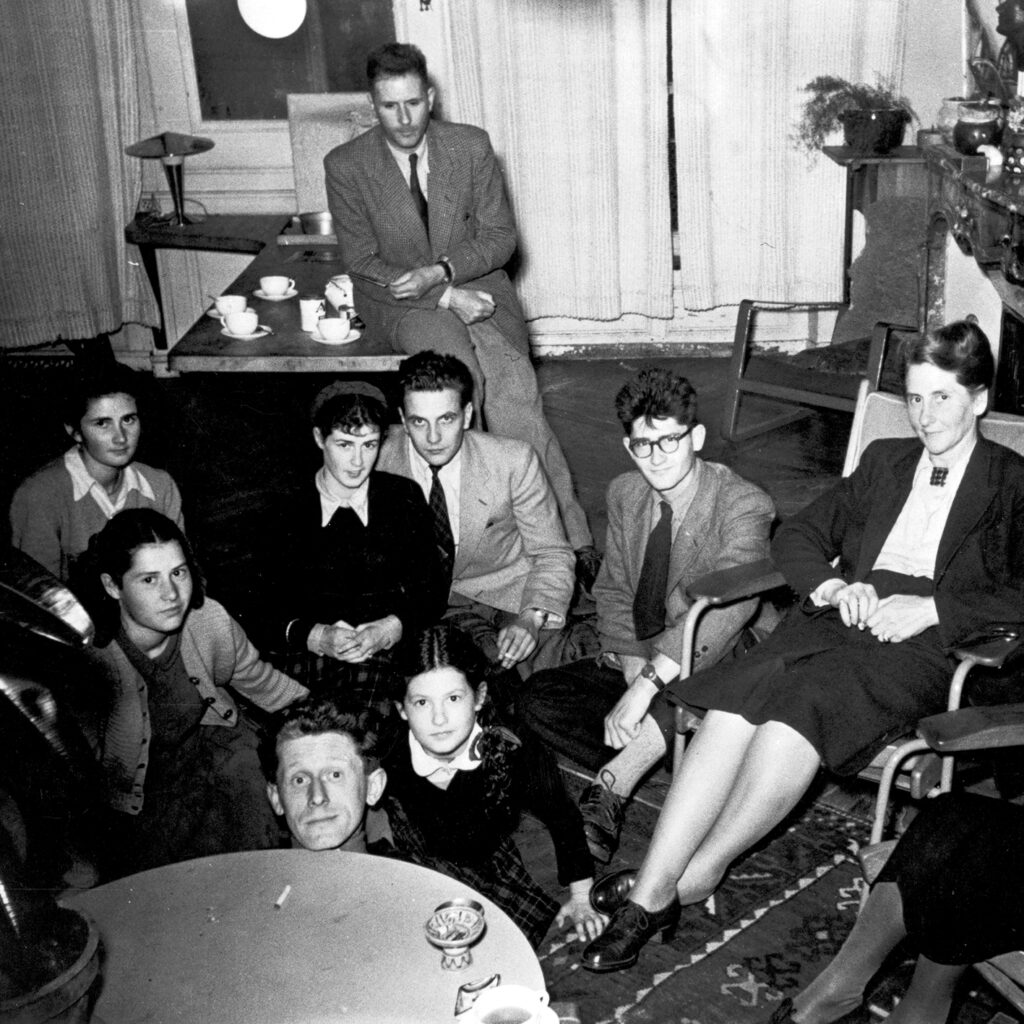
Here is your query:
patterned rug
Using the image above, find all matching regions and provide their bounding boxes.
[532,797,1022,1024]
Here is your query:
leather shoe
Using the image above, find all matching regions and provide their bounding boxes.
[578,784,624,863]
[589,868,636,914]
[581,897,680,972]
[574,545,602,594]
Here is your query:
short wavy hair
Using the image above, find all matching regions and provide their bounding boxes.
[398,350,474,408]
[260,696,386,781]
[63,363,143,430]
[614,367,698,434]
[366,43,429,90]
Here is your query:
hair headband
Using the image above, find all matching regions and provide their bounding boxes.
[311,380,388,419]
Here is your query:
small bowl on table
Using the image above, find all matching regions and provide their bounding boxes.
[425,898,487,970]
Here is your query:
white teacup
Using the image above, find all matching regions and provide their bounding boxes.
[224,309,259,335]
[317,318,350,341]
[214,294,247,315]
[470,985,550,1024]
[260,275,295,296]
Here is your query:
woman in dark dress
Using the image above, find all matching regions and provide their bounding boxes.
[583,320,1024,972]
[275,381,447,711]
[767,793,1024,1024]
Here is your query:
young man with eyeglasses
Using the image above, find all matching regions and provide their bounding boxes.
[521,367,777,862]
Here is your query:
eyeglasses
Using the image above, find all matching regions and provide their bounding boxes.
[627,426,692,458]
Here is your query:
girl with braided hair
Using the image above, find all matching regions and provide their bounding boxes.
[383,623,605,947]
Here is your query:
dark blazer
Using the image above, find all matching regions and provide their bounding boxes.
[324,120,529,352]
[594,460,777,666]
[774,436,1024,648]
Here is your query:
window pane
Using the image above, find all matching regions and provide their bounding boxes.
[185,0,395,120]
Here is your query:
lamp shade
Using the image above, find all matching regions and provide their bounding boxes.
[237,0,307,39]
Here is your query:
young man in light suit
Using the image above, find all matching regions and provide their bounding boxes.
[521,368,777,861]
[323,42,599,591]
[377,351,574,687]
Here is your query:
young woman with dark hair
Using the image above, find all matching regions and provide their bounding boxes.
[82,509,306,878]
[382,623,604,948]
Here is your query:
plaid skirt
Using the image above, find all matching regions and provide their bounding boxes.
[278,649,401,715]
[385,796,558,948]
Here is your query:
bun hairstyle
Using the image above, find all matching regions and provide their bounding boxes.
[901,318,995,394]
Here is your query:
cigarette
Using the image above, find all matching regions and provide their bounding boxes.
[274,884,291,909]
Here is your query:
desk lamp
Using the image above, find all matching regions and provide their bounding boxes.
[125,131,215,226]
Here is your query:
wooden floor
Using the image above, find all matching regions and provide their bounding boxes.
[0,355,852,633]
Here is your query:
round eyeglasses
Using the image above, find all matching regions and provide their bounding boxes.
[627,426,692,458]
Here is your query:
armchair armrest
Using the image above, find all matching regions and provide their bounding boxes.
[952,633,1024,671]
[918,702,1024,754]
[685,558,786,606]
[865,321,916,392]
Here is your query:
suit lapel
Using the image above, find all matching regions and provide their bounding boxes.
[370,129,432,258]
[854,446,918,577]
[621,477,652,589]
[936,439,997,580]
[427,124,455,254]
[453,434,492,575]
[666,465,712,593]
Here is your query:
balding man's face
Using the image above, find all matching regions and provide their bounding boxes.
[371,73,434,152]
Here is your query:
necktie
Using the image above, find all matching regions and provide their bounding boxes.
[929,467,948,486]
[429,466,454,578]
[409,153,428,230]
[633,501,672,641]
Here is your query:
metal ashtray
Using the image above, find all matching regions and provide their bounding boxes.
[425,898,487,970]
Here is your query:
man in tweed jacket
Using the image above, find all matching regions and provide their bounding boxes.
[324,42,597,584]
[522,368,776,861]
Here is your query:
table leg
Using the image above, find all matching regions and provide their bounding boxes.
[136,242,168,351]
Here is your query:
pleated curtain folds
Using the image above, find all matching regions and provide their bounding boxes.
[671,0,909,309]
[0,0,156,349]
[441,0,674,322]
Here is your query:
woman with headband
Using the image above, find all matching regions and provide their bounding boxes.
[273,381,448,712]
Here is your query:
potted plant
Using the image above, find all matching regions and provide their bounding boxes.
[794,76,917,155]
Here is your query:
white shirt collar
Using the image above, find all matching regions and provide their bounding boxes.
[409,722,484,779]
[385,134,429,183]
[315,467,369,527]
[64,447,153,515]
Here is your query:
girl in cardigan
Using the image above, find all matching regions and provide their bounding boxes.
[9,363,183,582]
[383,623,605,948]
[80,509,306,879]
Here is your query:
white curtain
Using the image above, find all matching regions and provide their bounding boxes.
[434,0,673,321]
[0,1,155,349]
[671,0,909,310]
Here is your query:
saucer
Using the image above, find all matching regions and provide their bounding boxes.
[221,326,270,340]
[207,305,252,318]
[311,326,361,345]
[253,288,298,301]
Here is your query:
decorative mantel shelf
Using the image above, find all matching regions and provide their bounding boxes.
[920,139,1024,411]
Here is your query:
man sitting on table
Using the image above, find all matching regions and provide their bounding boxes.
[324,41,600,591]
[377,350,575,692]
[263,696,389,854]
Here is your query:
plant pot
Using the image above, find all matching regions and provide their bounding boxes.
[0,910,99,1024]
[839,109,908,154]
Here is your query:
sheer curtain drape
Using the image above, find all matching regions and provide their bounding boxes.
[671,0,909,310]
[436,0,673,321]
[0,1,154,349]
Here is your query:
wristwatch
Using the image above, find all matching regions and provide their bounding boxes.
[638,661,668,692]
[438,256,455,283]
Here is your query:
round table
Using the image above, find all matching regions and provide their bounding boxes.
[64,849,544,1023]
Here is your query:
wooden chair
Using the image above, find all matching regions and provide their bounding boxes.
[720,302,898,442]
